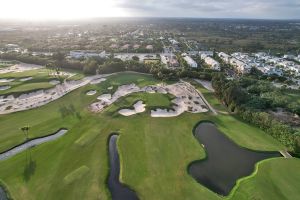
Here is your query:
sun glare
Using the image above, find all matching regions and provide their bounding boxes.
[0,0,128,20]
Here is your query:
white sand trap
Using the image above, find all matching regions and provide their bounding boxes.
[49,80,60,85]
[97,94,112,102]
[50,71,75,78]
[90,78,106,85]
[108,86,113,90]
[0,85,11,91]
[119,101,146,116]
[0,78,14,83]
[86,90,97,96]
[0,74,112,115]
[20,77,33,81]
[90,81,209,117]
[0,63,43,74]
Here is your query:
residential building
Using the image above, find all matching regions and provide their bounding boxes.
[183,56,198,68]
[204,56,220,71]
[218,52,231,63]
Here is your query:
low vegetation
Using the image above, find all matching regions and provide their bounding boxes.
[0,72,298,200]
[211,73,300,154]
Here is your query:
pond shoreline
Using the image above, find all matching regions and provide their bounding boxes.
[107,134,139,200]
[0,129,68,161]
[188,121,281,196]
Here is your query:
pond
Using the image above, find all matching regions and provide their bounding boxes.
[0,187,7,200]
[108,134,139,200]
[0,129,68,161]
[188,122,281,196]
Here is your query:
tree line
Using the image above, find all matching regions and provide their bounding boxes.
[211,73,300,154]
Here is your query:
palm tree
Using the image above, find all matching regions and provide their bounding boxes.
[20,125,30,141]
[45,63,54,76]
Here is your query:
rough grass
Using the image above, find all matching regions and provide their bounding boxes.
[0,72,298,200]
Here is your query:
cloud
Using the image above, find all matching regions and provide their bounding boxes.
[114,0,300,19]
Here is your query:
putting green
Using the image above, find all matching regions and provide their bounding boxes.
[0,72,298,200]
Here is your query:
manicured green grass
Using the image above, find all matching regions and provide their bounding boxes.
[231,158,300,200]
[0,68,84,96]
[2,82,53,94]
[63,166,90,185]
[0,72,298,200]
[0,69,57,96]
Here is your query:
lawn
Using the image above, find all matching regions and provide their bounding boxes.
[0,69,56,96]
[0,68,84,96]
[0,72,298,200]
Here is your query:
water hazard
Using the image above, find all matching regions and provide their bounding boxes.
[188,122,280,196]
[108,134,139,200]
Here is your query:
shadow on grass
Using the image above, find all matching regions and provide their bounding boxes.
[23,150,36,182]
[59,104,82,120]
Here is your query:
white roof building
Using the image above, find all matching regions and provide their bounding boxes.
[183,56,198,68]
[258,66,283,76]
[70,50,107,59]
[290,65,300,75]
[204,56,220,71]
[199,51,214,60]
[229,58,251,74]
[218,52,231,63]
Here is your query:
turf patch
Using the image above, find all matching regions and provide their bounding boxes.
[63,166,90,185]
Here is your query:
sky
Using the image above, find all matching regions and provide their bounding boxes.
[0,0,299,20]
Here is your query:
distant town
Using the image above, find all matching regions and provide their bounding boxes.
[0,18,299,200]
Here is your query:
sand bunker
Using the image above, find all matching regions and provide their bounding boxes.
[0,63,43,74]
[90,81,208,117]
[0,78,14,83]
[86,90,97,96]
[50,71,75,78]
[0,85,11,91]
[108,86,113,90]
[119,101,146,116]
[97,94,112,102]
[90,78,106,85]
[49,80,60,85]
[20,77,33,82]
[0,74,111,114]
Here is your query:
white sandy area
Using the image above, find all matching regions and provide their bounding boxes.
[0,85,11,91]
[107,86,113,90]
[90,81,208,117]
[97,94,112,102]
[86,90,97,96]
[0,63,43,74]
[0,78,14,83]
[0,74,109,114]
[20,77,33,82]
[49,80,60,85]
[119,101,146,116]
[50,71,75,78]
[90,78,106,85]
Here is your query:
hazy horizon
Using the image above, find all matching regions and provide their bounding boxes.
[1,0,300,21]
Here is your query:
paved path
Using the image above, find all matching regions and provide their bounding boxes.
[279,150,293,158]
